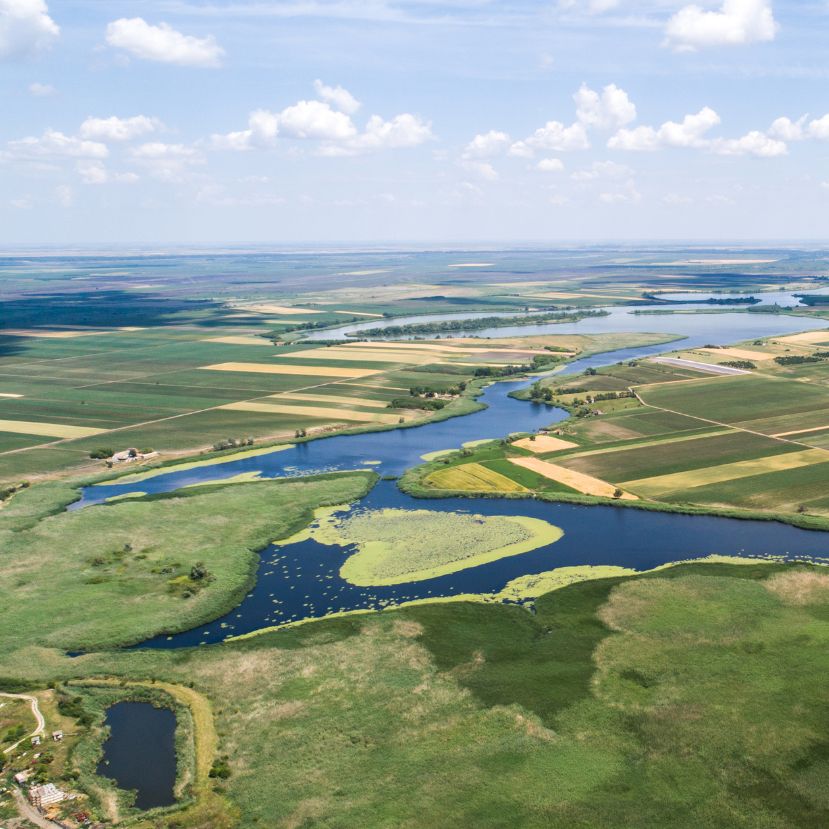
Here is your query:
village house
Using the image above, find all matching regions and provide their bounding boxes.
[29,782,67,809]
[111,448,159,464]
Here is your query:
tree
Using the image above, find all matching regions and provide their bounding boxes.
[190,562,209,581]
[613,488,623,499]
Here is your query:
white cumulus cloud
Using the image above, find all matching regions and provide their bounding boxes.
[609,107,721,151]
[79,115,162,142]
[0,0,59,60]
[278,100,357,141]
[106,18,224,67]
[665,0,777,52]
[463,130,511,159]
[574,83,636,130]
[313,79,360,115]
[76,161,139,184]
[710,130,787,157]
[7,128,108,159]
[212,91,432,156]
[518,120,589,154]
[537,157,565,173]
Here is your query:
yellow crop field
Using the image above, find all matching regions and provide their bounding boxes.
[200,362,379,378]
[219,401,402,423]
[341,342,476,354]
[276,348,433,364]
[241,303,322,315]
[204,335,272,346]
[425,462,528,493]
[335,310,384,317]
[509,457,637,499]
[0,419,106,439]
[775,331,829,345]
[513,435,578,453]
[276,392,389,408]
[621,448,828,496]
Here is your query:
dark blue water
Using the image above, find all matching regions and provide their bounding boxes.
[96,702,177,810]
[140,479,829,649]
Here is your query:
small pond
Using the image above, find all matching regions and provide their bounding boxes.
[96,701,177,810]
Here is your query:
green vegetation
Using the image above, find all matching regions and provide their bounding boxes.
[279,506,562,585]
[0,471,377,653]
[3,560,827,828]
[345,308,609,338]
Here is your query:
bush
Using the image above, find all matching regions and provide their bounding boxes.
[89,448,115,459]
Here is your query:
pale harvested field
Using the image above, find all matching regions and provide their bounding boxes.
[0,418,106,438]
[335,310,384,317]
[280,348,433,364]
[698,347,776,362]
[219,401,402,424]
[513,435,578,453]
[775,331,829,345]
[621,449,827,496]
[275,392,389,408]
[0,393,23,398]
[509,457,637,499]
[204,335,272,346]
[241,303,322,315]
[200,362,379,378]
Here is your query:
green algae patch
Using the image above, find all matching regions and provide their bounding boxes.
[94,444,295,487]
[104,490,148,503]
[494,554,780,603]
[184,471,263,488]
[420,449,456,462]
[333,509,563,586]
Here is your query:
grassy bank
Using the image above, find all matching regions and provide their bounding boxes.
[4,559,828,828]
[0,470,377,654]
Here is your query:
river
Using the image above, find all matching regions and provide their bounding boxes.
[70,308,829,647]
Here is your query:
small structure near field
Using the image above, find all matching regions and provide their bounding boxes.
[29,782,67,809]
[52,730,63,742]
[111,448,158,464]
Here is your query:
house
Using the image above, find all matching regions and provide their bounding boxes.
[111,448,159,464]
[29,783,67,809]
[52,731,63,742]
[13,770,32,784]
[31,735,41,746]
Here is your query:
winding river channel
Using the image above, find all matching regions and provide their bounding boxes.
[74,306,829,648]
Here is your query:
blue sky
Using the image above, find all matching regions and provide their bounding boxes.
[2,0,828,244]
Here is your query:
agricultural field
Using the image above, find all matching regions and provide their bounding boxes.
[0,307,678,485]
[3,250,829,829]
[493,333,829,520]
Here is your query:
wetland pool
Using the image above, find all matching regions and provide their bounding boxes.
[96,701,177,810]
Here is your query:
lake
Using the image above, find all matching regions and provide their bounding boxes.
[96,701,177,810]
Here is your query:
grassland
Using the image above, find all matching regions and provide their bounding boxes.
[2,559,827,828]
[0,471,376,654]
